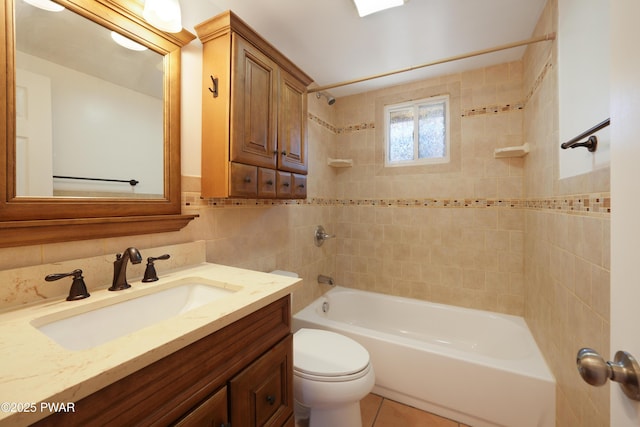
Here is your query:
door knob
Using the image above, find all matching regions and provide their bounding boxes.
[576,348,640,400]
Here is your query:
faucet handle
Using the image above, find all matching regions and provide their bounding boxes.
[142,254,170,282]
[45,269,90,301]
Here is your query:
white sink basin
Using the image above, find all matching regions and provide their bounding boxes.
[31,278,238,351]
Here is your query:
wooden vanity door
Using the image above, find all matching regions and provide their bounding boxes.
[231,34,278,170]
[229,335,293,426]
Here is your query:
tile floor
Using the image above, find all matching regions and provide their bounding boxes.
[296,393,472,427]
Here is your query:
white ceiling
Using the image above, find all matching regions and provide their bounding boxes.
[198,0,548,97]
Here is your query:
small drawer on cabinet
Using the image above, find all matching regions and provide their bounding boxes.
[292,174,306,199]
[229,162,257,197]
[276,171,292,199]
[258,168,277,198]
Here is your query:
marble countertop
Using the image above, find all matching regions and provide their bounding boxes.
[0,263,301,426]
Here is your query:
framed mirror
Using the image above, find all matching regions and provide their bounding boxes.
[0,0,196,247]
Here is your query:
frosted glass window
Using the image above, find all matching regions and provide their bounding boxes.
[385,95,449,167]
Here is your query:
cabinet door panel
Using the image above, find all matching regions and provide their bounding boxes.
[278,69,307,174]
[231,35,277,169]
[174,386,228,427]
[229,335,293,426]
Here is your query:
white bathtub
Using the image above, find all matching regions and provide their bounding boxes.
[293,286,555,427]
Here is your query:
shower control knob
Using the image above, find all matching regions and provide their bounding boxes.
[577,348,640,400]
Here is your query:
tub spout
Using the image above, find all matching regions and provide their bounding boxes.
[318,274,335,286]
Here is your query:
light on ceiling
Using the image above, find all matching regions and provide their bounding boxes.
[352,0,407,17]
[110,31,148,51]
[143,0,182,33]
[22,0,65,12]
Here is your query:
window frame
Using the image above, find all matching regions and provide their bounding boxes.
[383,94,451,168]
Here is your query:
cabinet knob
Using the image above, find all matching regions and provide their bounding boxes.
[243,176,252,183]
[281,150,287,156]
[283,182,290,187]
[266,395,276,405]
[266,180,273,186]
[298,183,305,188]
[273,150,278,156]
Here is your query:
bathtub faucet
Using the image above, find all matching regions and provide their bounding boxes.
[318,274,335,286]
[314,225,335,247]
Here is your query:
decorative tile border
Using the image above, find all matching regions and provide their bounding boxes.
[192,194,610,215]
[461,103,524,117]
[308,112,375,135]
[523,57,553,107]
[524,194,610,214]
[308,113,338,134]
[336,122,376,134]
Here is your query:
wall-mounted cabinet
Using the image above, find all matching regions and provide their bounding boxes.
[195,11,313,199]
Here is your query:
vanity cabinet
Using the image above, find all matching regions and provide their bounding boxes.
[33,296,294,427]
[195,11,313,199]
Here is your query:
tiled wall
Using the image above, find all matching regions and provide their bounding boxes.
[313,60,528,315]
[522,0,611,426]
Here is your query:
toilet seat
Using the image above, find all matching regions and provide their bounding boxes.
[294,329,370,382]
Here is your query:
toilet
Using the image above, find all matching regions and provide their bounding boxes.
[268,270,374,426]
[293,328,375,427]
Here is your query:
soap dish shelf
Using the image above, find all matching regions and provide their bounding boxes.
[494,143,530,158]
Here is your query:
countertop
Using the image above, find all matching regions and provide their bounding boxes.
[0,262,301,426]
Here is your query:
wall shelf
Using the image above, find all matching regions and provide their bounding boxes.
[494,143,530,158]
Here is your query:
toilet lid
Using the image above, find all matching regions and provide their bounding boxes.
[294,328,370,377]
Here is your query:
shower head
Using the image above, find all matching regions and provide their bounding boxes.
[316,91,336,105]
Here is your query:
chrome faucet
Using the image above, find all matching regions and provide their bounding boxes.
[109,247,142,291]
[314,225,336,247]
[318,274,335,286]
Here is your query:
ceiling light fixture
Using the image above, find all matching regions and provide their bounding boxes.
[352,0,407,17]
[110,31,148,51]
[143,0,182,33]
[22,0,65,12]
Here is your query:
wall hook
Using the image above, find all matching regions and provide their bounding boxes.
[208,75,218,98]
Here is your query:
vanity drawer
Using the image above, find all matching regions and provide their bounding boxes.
[230,334,293,426]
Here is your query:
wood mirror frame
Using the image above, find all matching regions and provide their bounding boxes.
[0,0,196,248]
